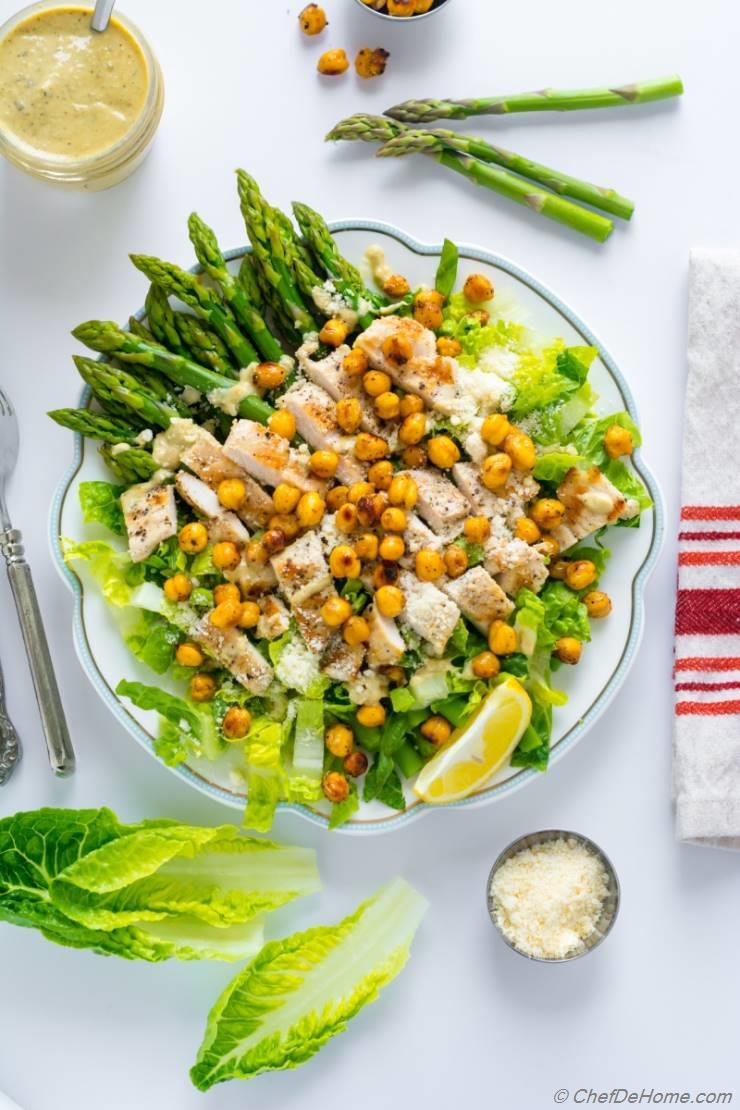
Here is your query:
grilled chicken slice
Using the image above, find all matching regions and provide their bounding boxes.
[223,420,325,493]
[207,513,250,546]
[193,618,273,694]
[279,381,366,485]
[399,513,442,569]
[296,338,385,437]
[552,466,640,549]
[321,636,365,682]
[293,589,336,655]
[442,566,513,632]
[366,604,405,667]
[452,462,539,529]
[399,572,460,656]
[121,483,177,563]
[175,472,250,545]
[271,531,332,606]
[493,542,548,597]
[179,431,273,529]
[355,317,458,414]
[257,596,291,641]
[401,468,470,538]
[225,559,277,597]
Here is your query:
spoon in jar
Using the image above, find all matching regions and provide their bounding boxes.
[91,0,116,32]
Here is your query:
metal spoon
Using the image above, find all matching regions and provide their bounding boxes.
[91,0,116,32]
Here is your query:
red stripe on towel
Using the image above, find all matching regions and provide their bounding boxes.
[675,681,740,692]
[676,700,740,716]
[679,531,740,541]
[675,591,740,634]
[679,550,740,566]
[681,506,740,521]
[675,657,740,672]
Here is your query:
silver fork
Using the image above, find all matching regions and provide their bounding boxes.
[0,656,20,784]
[0,387,75,777]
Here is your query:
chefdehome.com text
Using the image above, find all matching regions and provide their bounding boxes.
[553,1091,733,1105]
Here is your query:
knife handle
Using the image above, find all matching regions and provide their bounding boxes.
[1,528,76,776]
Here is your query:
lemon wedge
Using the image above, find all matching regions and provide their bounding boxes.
[413,676,532,804]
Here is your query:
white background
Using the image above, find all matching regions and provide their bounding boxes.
[1,1,739,1107]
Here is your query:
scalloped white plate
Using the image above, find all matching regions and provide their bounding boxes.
[51,222,664,834]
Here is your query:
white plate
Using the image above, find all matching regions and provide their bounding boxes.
[51,222,664,834]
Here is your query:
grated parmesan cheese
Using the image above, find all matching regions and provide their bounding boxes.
[489,837,610,960]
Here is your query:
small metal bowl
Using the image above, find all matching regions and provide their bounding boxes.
[352,0,451,22]
[486,829,620,963]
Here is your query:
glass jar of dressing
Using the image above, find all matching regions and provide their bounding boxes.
[0,3,164,190]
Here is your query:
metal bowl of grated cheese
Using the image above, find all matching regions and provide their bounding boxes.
[486,830,620,963]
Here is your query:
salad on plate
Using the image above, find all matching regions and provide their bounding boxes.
[52,172,651,829]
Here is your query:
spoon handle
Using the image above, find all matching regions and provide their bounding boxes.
[91,0,116,32]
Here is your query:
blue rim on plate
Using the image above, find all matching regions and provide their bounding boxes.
[50,221,665,835]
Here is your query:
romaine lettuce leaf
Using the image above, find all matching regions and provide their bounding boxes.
[125,611,181,675]
[79,481,125,535]
[190,878,427,1089]
[116,680,225,764]
[64,539,135,607]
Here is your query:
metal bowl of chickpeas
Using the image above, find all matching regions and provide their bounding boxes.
[354,0,451,21]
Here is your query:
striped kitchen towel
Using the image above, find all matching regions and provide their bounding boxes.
[674,249,740,847]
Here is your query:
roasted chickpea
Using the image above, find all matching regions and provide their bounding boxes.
[355,45,390,79]
[464,516,491,544]
[415,549,445,582]
[343,348,369,377]
[246,539,269,565]
[549,559,570,581]
[326,723,354,758]
[320,317,350,347]
[222,706,252,741]
[344,751,369,777]
[164,573,192,603]
[383,665,407,687]
[262,528,287,555]
[383,273,410,298]
[268,513,300,542]
[555,637,582,665]
[178,522,208,554]
[335,502,359,533]
[380,506,407,532]
[399,412,427,445]
[387,0,416,14]
[214,583,241,607]
[414,0,435,10]
[515,517,542,544]
[472,651,501,679]
[209,598,243,629]
[310,449,339,479]
[343,615,371,646]
[326,485,349,511]
[298,3,327,35]
[357,704,386,727]
[466,308,490,327]
[190,673,217,702]
[354,533,379,561]
[565,559,598,592]
[437,336,462,357]
[217,478,246,511]
[238,601,261,629]
[444,544,469,578]
[272,483,301,514]
[296,491,326,528]
[254,361,286,391]
[481,452,512,491]
[336,397,362,434]
[372,562,400,589]
[318,48,349,76]
[463,273,494,303]
[481,413,511,447]
[399,394,424,418]
[268,410,296,440]
[375,585,404,617]
[605,424,634,459]
[354,432,389,462]
[413,289,444,330]
[421,715,452,746]
[382,332,414,366]
[363,464,389,493]
[349,481,375,504]
[530,498,566,531]
[538,535,561,560]
[321,596,353,627]
[503,430,536,471]
[375,391,401,421]
[488,620,517,655]
[584,590,612,618]
[322,771,350,803]
[427,435,460,469]
[212,541,241,571]
[379,534,405,562]
[388,475,418,509]
[176,642,204,668]
[401,445,427,468]
[330,544,362,578]
[363,369,392,397]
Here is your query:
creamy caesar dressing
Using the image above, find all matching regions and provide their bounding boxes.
[0,6,149,160]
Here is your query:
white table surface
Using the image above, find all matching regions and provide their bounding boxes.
[2,1,740,1107]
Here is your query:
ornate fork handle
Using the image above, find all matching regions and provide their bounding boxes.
[0,660,20,784]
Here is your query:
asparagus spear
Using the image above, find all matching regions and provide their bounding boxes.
[376,128,634,221]
[173,311,236,375]
[72,356,181,430]
[130,254,258,368]
[72,321,274,424]
[99,443,161,483]
[292,201,364,288]
[128,315,159,345]
[187,212,285,363]
[145,285,191,358]
[48,408,141,444]
[235,170,317,335]
[385,75,684,123]
[326,115,613,243]
[237,254,265,314]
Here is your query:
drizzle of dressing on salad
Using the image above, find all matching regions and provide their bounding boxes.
[0,6,148,160]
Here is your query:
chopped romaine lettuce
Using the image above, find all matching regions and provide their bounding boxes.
[79,481,125,535]
[116,680,225,764]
